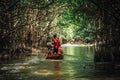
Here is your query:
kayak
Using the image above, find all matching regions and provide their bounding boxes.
[46,53,63,59]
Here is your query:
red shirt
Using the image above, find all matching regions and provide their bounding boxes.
[54,38,59,49]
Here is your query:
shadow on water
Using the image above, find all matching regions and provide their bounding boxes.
[0,44,120,80]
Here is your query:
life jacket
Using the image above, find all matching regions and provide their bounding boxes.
[58,46,62,55]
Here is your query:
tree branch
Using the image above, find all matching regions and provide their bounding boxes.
[90,0,120,22]
[40,0,55,9]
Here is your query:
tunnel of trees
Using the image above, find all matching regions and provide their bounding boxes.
[0,0,120,62]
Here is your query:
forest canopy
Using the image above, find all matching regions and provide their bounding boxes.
[0,0,120,61]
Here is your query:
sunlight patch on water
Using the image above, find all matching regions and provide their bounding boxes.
[62,43,81,47]
[1,66,33,72]
[12,66,32,70]
[12,56,40,66]
[33,70,54,76]
[62,43,94,47]
[26,56,40,64]
[8,69,20,73]
[1,66,9,70]
[14,62,29,66]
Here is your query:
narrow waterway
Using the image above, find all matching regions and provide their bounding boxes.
[0,44,120,80]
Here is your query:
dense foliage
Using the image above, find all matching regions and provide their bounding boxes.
[0,0,120,62]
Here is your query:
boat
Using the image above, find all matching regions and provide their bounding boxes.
[46,53,63,59]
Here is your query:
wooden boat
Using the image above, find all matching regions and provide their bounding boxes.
[46,53,63,59]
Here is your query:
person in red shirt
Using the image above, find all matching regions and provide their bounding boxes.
[53,35,59,54]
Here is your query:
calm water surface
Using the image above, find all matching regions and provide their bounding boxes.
[0,44,120,80]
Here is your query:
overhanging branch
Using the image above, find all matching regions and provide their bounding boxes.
[90,0,120,22]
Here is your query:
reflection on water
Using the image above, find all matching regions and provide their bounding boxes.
[54,61,61,71]
[63,46,94,62]
[54,61,61,80]
[0,44,120,80]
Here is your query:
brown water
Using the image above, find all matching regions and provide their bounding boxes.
[0,44,120,80]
